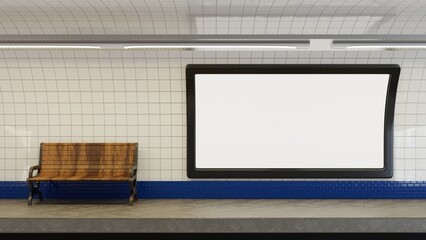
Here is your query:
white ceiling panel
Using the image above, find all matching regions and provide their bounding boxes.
[0,0,425,35]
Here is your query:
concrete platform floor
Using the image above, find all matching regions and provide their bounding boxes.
[1,199,426,232]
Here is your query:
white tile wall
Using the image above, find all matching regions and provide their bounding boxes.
[0,49,425,181]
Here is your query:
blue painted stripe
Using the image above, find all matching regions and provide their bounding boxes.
[2,181,426,199]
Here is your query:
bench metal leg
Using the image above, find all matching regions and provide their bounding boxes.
[129,179,137,206]
[28,181,43,206]
[134,179,138,201]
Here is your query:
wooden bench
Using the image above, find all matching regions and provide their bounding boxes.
[27,143,138,206]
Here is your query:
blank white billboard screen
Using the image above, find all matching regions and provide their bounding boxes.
[195,74,390,169]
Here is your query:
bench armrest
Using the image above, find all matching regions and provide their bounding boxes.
[28,165,41,179]
[130,165,137,179]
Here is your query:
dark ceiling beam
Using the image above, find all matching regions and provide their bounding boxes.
[0,34,425,44]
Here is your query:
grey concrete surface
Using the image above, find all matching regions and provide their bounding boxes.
[1,199,426,232]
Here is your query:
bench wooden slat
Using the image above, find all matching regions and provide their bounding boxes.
[41,150,136,155]
[31,177,130,181]
[38,169,130,172]
[40,160,135,166]
[42,147,135,152]
[41,156,135,162]
[35,169,129,172]
[41,143,136,146]
[41,154,136,158]
[41,145,136,150]
[31,171,131,181]
[40,166,134,170]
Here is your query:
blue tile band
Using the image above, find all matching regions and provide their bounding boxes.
[1,181,426,199]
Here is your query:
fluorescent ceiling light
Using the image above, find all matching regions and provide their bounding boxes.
[346,45,426,50]
[124,45,297,50]
[0,45,101,49]
[124,45,194,50]
[196,45,297,50]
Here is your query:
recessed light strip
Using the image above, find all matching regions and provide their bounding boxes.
[124,45,194,50]
[0,45,101,49]
[346,45,426,50]
[124,45,297,50]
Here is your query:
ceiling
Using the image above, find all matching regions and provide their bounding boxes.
[0,0,425,35]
